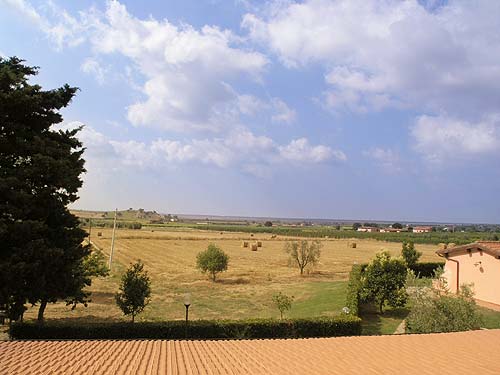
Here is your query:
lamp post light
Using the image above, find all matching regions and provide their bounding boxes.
[184,293,191,339]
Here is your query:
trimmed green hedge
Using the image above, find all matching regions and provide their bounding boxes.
[10,317,361,340]
[345,264,367,316]
[410,262,445,278]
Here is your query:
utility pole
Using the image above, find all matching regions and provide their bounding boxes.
[88,218,92,245]
[109,208,118,270]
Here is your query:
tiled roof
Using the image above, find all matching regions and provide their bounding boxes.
[436,241,500,258]
[2,329,500,374]
[477,241,500,251]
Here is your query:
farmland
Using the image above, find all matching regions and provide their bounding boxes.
[23,227,441,327]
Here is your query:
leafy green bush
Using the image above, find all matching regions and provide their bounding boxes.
[406,285,481,333]
[360,251,408,313]
[409,262,445,278]
[10,316,362,340]
[345,264,366,316]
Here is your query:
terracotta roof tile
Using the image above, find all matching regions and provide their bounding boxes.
[436,241,500,257]
[2,330,500,374]
[477,241,500,251]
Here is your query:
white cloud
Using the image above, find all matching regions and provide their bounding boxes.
[4,0,269,133]
[243,0,500,164]
[1,0,87,49]
[411,115,500,163]
[279,138,345,163]
[80,57,107,85]
[64,122,343,175]
[87,1,268,133]
[271,98,296,124]
[364,147,401,172]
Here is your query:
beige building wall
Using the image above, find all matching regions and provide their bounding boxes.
[443,249,500,305]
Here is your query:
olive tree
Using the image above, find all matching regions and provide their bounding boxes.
[115,261,151,322]
[196,244,229,282]
[284,240,321,275]
[361,251,408,313]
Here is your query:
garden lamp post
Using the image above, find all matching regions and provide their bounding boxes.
[184,293,191,339]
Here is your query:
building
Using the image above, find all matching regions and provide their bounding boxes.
[379,228,402,233]
[412,226,432,233]
[436,241,500,306]
[357,226,379,232]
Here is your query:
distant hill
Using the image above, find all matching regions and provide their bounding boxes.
[71,209,177,223]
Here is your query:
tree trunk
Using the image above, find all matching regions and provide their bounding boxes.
[132,314,135,323]
[299,266,304,275]
[37,300,47,323]
[212,272,216,282]
[379,301,384,314]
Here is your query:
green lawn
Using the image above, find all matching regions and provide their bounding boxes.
[479,307,500,329]
[287,281,348,318]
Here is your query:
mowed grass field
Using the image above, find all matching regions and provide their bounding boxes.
[24,228,441,323]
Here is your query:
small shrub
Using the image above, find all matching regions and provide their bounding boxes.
[272,292,294,320]
[406,284,481,333]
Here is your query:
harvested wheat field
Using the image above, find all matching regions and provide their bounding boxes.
[23,228,440,322]
[2,329,500,374]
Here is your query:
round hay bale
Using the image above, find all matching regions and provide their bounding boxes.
[438,243,447,250]
[448,242,456,248]
[97,232,102,237]
[250,244,258,251]
[257,241,262,247]
[250,234,254,237]
[271,234,277,239]
[350,242,357,248]
[242,241,249,248]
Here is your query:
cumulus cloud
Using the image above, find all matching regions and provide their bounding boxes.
[1,0,87,49]
[244,0,500,116]
[80,58,107,85]
[279,138,345,163]
[411,115,500,163]
[4,0,269,133]
[88,1,268,133]
[271,98,296,124]
[363,147,401,172]
[62,122,343,176]
[243,0,500,164]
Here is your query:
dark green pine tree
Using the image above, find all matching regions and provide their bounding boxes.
[0,57,90,322]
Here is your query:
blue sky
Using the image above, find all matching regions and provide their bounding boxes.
[1,0,500,223]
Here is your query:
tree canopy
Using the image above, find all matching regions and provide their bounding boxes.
[401,241,422,269]
[115,261,151,322]
[361,251,408,313]
[284,240,321,275]
[196,244,229,281]
[0,57,89,322]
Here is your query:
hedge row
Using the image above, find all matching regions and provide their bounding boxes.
[10,317,362,340]
[409,262,445,278]
[345,264,367,316]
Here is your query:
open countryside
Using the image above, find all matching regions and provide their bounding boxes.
[19,224,449,331]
